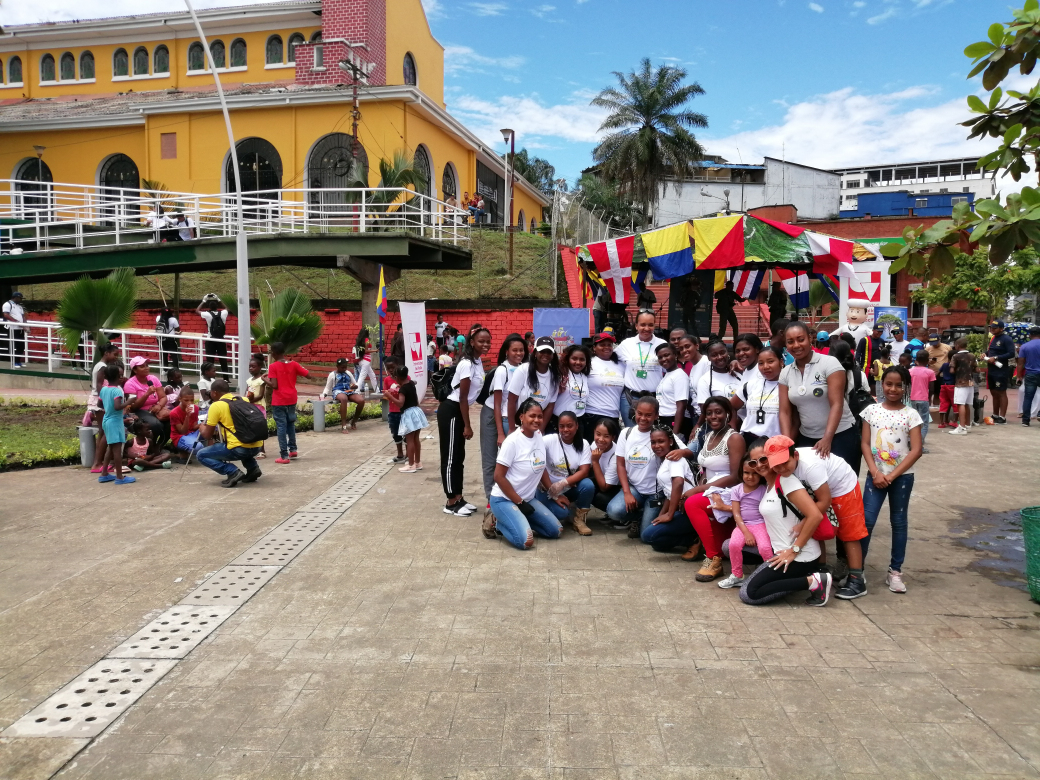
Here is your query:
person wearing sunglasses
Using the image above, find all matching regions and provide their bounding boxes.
[616,309,666,428]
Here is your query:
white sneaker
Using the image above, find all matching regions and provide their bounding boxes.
[717,573,745,589]
[886,568,907,593]
[947,426,968,435]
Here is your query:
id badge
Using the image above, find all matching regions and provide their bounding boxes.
[636,369,648,379]
[756,409,765,425]
[575,400,586,411]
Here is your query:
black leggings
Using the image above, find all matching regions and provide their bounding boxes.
[591,485,620,512]
[438,399,466,499]
[796,424,862,476]
[740,559,821,605]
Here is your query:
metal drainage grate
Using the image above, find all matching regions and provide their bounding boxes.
[180,565,282,605]
[228,512,339,566]
[107,606,236,659]
[1,659,177,739]
[300,493,363,513]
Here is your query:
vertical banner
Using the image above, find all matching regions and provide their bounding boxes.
[399,301,428,400]
[532,308,591,351]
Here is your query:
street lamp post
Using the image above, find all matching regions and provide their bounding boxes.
[500,128,514,275]
[184,0,250,395]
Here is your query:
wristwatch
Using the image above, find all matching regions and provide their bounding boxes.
[792,545,802,554]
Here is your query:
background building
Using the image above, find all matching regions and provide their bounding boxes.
[834,156,995,214]
[839,190,975,218]
[0,0,547,229]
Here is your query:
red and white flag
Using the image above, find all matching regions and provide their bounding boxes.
[585,236,635,304]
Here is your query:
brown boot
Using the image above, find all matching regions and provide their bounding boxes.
[481,507,497,539]
[572,508,593,536]
[695,555,724,582]
[681,541,703,562]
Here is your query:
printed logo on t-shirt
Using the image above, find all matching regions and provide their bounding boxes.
[812,371,826,385]
[531,452,546,470]
[813,387,824,397]
[627,447,650,467]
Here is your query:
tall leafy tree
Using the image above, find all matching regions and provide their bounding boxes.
[912,249,1040,316]
[590,58,708,218]
[511,149,556,195]
[57,267,136,361]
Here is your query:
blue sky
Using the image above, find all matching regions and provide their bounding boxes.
[425,0,1014,186]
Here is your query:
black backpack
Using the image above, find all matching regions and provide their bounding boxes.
[431,365,457,402]
[846,369,874,423]
[208,312,226,339]
[474,367,497,406]
[221,396,269,444]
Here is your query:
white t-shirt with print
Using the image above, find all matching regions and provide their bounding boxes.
[554,371,589,417]
[507,363,559,409]
[491,363,521,418]
[616,335,666,392]
[594,443,618,486]
[617,427,684,494]
[860,403,923,476]
[694,369,743,408]
[739,375,782,439]
[656,456,694,499]
[543,433,592,482]
[760,474,821,562]
[586,356,625,415]
[435,321,449,337]
[656,368,689,417]
[792,446,859,498]
[447,357,484,404]
[492,429,547,501]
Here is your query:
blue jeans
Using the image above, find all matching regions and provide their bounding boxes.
[861,472,914,572]
[197,442,259,477]
[605,486,658,530]
[909,400,930,443]
[1023,372,1040,421]
[537,478,595,521]
[175,432,203,453]
[619,392,636,429]
[640,506,695,551]
[271,404,297,457]
[489,496,562,549]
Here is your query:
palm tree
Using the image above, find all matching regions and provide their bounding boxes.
[591,58,708,219]
[249,288,323,355]
[57,267,137,362]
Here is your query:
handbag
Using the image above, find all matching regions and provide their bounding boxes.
[775,479,837,541]
[846,369,875,423]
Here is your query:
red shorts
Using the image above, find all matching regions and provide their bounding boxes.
[938,385,955,413]
[832,484,868,542]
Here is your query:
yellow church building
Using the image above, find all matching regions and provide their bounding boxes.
[0,0,548,230]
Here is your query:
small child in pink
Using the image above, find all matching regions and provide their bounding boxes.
[909,350,933,446]
[712,458,770,589]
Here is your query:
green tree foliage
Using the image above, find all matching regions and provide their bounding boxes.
[56,267,136,360]
[573,173,648,230]
[889,1,1040,275]
[511,149,556,195]
[591,58,708,217]
[249,288,323,354]
[911,249,1040,316]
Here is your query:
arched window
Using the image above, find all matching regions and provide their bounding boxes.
[230,38,247,68]
[441,163,458,201]
[310,32,323,67]
[153,46,169,74]
[9,56,22,84]
[100,154,141,190]
[15,157,54,212]
[113,48,128,77]
[227,137,283,197]
[59,52,75,81]
[403,52,417,86]
[287,32,305,62]
[413,145,432,199]
[308,133,369,188]
[517,209,526,231]
[133,47,149,76]
[40,54,56,82]
[210,40,225,69]
[310,31,322,43]
[266,35,283,65]
[0,58,4,85]
[80,51,95,80]
[188,42,205,71]
[531,217,537,233]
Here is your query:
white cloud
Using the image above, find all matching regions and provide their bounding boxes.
[853,1,866,6]
[532,4,556,17]
[448,93,609,147]
[420,0,444,19]
[704,85,996,172]
[868,6,898,24]
[808,2,824,11]
[444,45,525,74]
[471,2,508,16]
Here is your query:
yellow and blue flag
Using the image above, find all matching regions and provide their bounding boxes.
[376,265,387,323]
[640,222,694,280]
[630,265,649,294]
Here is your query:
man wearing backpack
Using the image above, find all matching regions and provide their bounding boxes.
[197,294,230,378]
[197,379,265,487]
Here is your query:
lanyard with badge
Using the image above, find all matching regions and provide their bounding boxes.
[756,380,779,426]
[570,374,587,411]
[635,342,652,379]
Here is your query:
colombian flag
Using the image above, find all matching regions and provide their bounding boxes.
[693,215,745,269]
[376,265,387,323]
[641,222,694,279]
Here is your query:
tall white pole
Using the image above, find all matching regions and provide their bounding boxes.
[184,0,250,395]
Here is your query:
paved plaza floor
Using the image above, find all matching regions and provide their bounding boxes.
[0,413,1039,779]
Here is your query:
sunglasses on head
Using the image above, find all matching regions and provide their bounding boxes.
[638,308,655,315]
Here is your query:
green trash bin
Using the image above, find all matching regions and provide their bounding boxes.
[1023,506,1040,603]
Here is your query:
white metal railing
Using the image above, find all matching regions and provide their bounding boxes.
[1,319,248,380]
[0,179,472,254]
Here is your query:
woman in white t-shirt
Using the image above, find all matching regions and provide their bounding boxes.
[555,344,592,436]
[678,335,709,437]
[739,435,832,606]
[693,340,744,418]
[489,399,563,550]
[731,346,783,445]
[536,412,595,535]
[589,417,621,512]
[506,337,560,433]
[733,333,763,387]
[584,333,625,441]
[640,424,699,553]
[480,334,528,528]
[616,310,666,427]
[655,343,689,438]
[439,327,492,518]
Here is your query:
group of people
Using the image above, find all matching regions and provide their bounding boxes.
[444,192,487,225]
[426,309,940,607]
